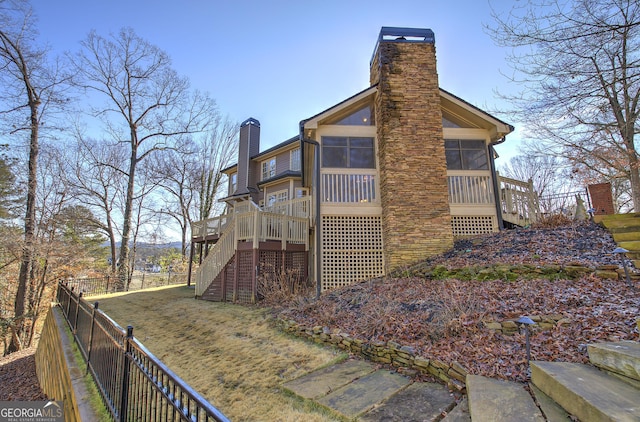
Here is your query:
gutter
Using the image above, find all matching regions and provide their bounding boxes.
[299,121,322,299]
[489,136,507,230]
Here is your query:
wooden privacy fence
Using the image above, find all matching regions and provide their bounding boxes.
[55,283,229,422]
[35,306,83,422]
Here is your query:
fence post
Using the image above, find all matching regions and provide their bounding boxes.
[66,287,74,317]
[120,325,133,422]
[73,292,83,334]
[86,302,99,375]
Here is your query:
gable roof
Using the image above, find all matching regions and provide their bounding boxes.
[300,85,513,142]
[439,88,514,141]
[301,85,378,130]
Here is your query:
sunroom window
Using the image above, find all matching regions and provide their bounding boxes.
[445,140,488,170]
[334,105,374,126]
[322,137,375,168]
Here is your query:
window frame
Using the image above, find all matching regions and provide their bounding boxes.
[230,172,237,193]
[321,136,376,169]
[444,139,489,171]
[290,148,301,171]
[261,158,277,180]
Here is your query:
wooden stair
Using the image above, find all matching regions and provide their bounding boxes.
[466,340,640,421]
[595,213,640,268]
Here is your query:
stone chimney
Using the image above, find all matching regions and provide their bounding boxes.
[236,118,260,197]
[370,27,453,271]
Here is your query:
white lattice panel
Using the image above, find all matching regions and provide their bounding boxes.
[321,215,384,290]
[451,216,497,237]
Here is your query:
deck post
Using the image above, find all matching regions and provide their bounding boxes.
[187,242,195,287]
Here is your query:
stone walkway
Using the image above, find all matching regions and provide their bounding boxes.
[283,359,470,421]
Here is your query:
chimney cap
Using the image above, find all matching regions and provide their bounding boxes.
[241,117,260,128]
[371,27,435,65]
[379,27,435,43]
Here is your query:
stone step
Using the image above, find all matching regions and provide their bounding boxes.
[612,231,640,242]
[618,240,640,252]
[531,361,640,422]
[359,381,456,422]
[466,375,544,422]
[588,341,640,383]
[282,359,375,400]
[528,383,571,422]
[316,369,411,419]
[596,213,640,230]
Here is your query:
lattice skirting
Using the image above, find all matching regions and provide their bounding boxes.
[321,215,385,291]
[200,245,307,304]
[451,215,497,237]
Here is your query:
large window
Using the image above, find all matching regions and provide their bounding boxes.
[445,140,488,170]
[261,158,276,180]
[334,105,374,126]
[290,148,300,171]
[267,189,289,207]
[322,137,375,168]
[230,173,237,193]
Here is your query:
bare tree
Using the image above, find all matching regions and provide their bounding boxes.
[150,116,238,258]
[0,0,69,353]
[488,0,640,210]
[71,28,215,287]
[65,135,126,274]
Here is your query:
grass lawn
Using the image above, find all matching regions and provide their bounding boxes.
[89,285,346,422]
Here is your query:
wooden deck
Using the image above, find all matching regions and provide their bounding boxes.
[191,198,311,300]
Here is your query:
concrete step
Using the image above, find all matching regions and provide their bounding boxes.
[588,341,640,383]
[466,375,544,422]
[531,361,640,422]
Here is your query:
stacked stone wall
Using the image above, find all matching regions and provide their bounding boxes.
[372,40,453,272]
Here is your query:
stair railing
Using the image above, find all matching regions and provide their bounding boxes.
[497,172,541,227]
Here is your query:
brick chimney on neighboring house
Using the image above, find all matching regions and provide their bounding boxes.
[370,27,453,271]
[235,117,261,202]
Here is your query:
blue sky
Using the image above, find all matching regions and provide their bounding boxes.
[32,0,523,164]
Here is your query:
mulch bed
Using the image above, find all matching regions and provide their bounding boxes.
[0,346,47,400]
[276,220,640,382]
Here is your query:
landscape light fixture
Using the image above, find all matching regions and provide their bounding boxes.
[612,247,634,290]
[515,316,536,378]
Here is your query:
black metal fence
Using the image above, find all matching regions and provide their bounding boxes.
[63,272,188,296]
[56,282,229,422]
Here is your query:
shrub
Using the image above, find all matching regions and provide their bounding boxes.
[257,264,313,305]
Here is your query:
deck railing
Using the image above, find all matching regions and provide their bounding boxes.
[56,283,229,422]
[195,218,236,296]
[497,173,540,226]
[191,214,233,239]
[447,174,495,204]
[263,196,313,220]
[321,170,378,203]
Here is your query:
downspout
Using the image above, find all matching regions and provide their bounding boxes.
[489,137,506,230]
[300,122,322,299]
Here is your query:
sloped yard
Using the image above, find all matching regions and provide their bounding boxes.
[276,220,640,382]
[92,286,346,422]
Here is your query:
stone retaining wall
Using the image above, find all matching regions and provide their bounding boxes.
[278,319,467,392]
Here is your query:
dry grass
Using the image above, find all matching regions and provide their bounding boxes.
[89,285,346,422]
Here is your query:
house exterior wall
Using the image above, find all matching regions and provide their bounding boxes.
[371,35,453,271]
